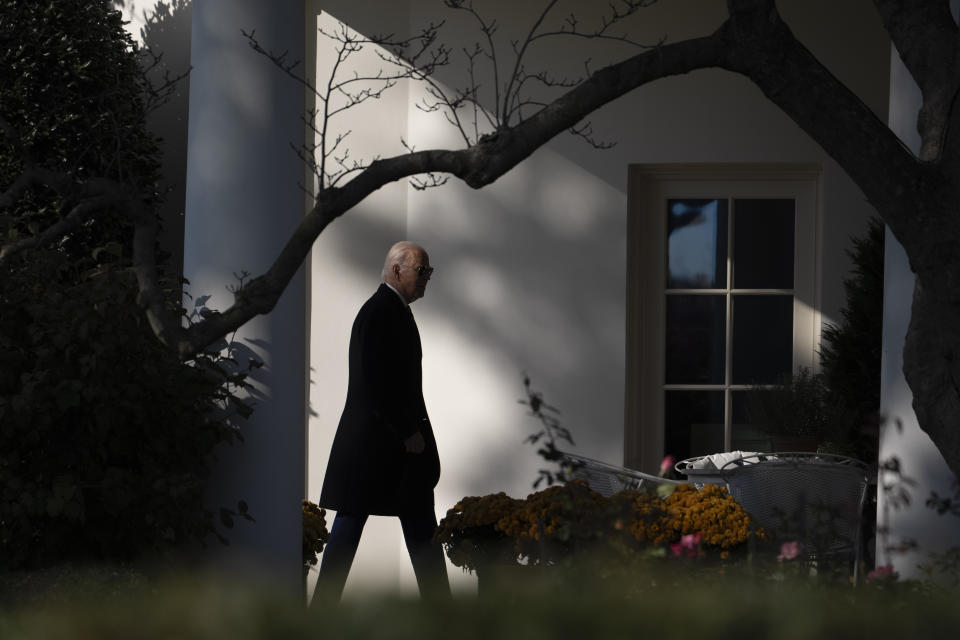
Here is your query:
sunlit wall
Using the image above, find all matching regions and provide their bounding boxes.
[305,0,890,596]
[120,0,895,597]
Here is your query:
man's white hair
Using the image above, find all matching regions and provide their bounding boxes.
[381,241,424,281]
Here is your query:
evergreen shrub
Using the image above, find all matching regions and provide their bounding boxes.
[0,0,249,570]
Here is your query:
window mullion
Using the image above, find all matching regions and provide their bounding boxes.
[724,197,734,451]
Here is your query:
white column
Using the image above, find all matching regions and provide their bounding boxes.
[183,0,306,590]
[877,4,960,580]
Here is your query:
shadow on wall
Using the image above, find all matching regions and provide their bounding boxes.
[317,173,626,496]
[114,0,193,284]
[300,6,630,498]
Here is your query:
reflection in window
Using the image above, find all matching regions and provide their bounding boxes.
[667,199,728,289]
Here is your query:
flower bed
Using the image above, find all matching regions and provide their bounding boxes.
[435,480,764,573]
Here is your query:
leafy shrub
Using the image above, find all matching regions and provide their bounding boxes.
[0,0,159,266]
[0,262,254,569]
[0,0,248,569]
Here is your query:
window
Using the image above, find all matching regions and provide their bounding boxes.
[625,165,820,472]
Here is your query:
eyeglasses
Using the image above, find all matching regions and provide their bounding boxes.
[399,263,434,277]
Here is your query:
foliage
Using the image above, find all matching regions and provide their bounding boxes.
[0,0,159,264]
[745,218,884,460]
[0,567,958,640]
[819,216,885,460]
[0,562,150,608]
[876,456,960,587]
[0,0,251,570]
[916,479,960,586]
[430,492,522,571]
[0,259,256,569]
[301,500,329,576]
[746,367,848,444]
[650,484,760,550]
[518,376,583,488]
[434,480,763,574]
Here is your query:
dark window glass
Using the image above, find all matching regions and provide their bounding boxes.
[732,199,794,289]
[730,390,774,452]
[667,199,728,289]
[731,294,793,384]
[665,390,725,461]
[665,294,726,385]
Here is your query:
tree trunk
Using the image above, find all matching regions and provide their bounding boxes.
[903,257,960,479]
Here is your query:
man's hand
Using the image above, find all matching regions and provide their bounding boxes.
[404,431,425,454]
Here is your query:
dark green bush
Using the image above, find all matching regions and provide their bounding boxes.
[819,216,885,461]
[0,0,159,265]
[0,261,249,569]
[0,0,247,570]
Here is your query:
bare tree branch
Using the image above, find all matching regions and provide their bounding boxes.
[160,31,734,359]
[137,46,192,114]
[445,0,504,128]
[243,28,322,101]
[10,2,919,370]
[531,0,663,48]
[502,0,561,125]
[168,0,928,369]
[568,121,617,149]
[409,173,449,190]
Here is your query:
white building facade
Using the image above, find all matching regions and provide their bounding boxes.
[120,0,960,594]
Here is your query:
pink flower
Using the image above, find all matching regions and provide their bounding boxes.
[660,455,676,476]
[777,541,804,562]
[866,564,898,583]
[670,533,701,558]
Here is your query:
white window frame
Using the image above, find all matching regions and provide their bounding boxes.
[625,164,822,473]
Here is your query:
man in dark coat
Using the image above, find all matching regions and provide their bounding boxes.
[314,241,449,601]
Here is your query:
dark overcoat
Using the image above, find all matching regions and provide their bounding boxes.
[319,284,440,515]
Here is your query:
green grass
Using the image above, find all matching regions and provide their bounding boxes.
[0,563,955,639]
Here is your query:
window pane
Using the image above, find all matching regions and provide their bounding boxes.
[730,390,774,452]
[731,294,793,384]
[667,199,728,289]
[733,199,794,289]
[665,294,726,385]
[665,390,725,461]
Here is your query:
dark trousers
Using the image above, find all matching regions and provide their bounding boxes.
[311,505,450,603]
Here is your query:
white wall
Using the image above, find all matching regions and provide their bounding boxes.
[876,1,960,581]
[117,0,960,595]
[305,0,890,596]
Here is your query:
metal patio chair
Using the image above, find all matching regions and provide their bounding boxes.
[560,451,687,497]
[719,452,870,582]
